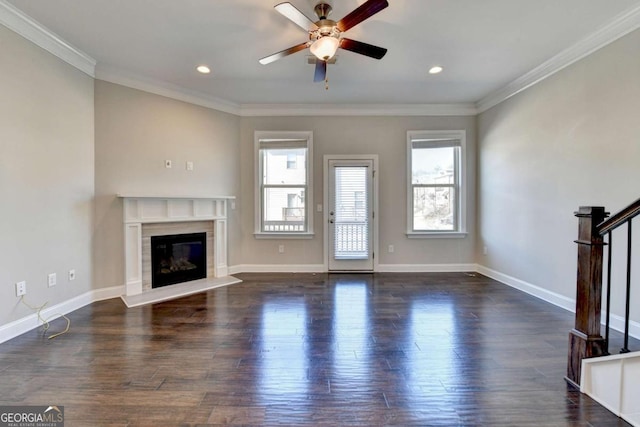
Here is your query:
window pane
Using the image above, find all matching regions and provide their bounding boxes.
[333,166,368,259]
[413,187,456,231]
[263,187,306,232]
[412,147,455,185]
[263,148,306,185]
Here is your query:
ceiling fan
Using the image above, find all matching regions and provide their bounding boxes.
[259,0,389,83]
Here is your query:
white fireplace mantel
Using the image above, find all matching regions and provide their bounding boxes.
[118,194,235,297]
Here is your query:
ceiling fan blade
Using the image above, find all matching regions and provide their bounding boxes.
[275,2,319,32]
[336,0,388,32]
[313,60,327,82]
[259,42,310,65]
[340,38,387,60]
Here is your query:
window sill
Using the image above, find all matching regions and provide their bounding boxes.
[406,231,468,239]
[254,232,315,240]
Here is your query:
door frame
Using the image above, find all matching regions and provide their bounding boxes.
[323,154,379,272]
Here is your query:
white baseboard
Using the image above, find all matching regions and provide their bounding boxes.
[229,264,325,274]
[609,313,640,345]
[377,263,477,273]
[0,285,123,344]
[476,264,576,312]
[229,263,477,274]
[476,264,640,340]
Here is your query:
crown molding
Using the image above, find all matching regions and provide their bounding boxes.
[477,4,640,113]
[96,65,478,117]
[95,65,241,116]
[239,103,478,117]
[0,0,95,77]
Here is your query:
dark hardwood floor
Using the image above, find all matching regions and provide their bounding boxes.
[0,272,637,426]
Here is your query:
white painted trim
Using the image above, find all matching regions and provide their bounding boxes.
[228,264,325,274]
[254,131,314,237]
[406,130,467,235]
[609,313,640,344]
[476,264,640,339]
[476,264,575,312]
[121,276,241,308]
[0,0,96,77]
[377,263,477,273]
[240,103,478,117]
[581,351,640,427]
[0,285,123,344]
[4,0,639,118]
[96,65,240,116]
[477,4,640,113]
[323,155,379,273]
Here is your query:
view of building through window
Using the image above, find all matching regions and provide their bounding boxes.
[411,146,457,231]
[262,147,307,232]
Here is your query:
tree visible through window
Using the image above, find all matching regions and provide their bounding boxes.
[407,131,465,234]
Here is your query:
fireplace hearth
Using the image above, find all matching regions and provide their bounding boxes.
[151,232,207,288]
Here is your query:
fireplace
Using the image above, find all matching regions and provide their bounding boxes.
[119,195,233,297]
[151,232,207,288]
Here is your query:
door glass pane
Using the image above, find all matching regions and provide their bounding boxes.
[334,166,368,259]
[413,187,456,231]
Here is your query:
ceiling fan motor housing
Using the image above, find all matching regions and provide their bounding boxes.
[314,2,332,19]
[310,20,340,42]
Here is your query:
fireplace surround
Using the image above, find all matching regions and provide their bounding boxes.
[119,195,234,297]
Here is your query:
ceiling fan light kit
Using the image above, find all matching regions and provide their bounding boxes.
[310,36,340,61]
[260,0,389,83]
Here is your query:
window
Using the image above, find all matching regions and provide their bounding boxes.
[286,153,297,169]
[255,131,313,237]
[407,130,466,237]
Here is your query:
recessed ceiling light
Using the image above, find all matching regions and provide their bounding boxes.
[429,66,443,74]
[196,65,211,74]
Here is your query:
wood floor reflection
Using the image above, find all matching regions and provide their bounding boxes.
[1,272,637,426]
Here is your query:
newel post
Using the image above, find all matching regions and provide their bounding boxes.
[566,206,607,387]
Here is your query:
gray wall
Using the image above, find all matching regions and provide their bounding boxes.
[477,28,640,323]
[0,25,95,325]
[238,116,477,268]
[93,80,242,289]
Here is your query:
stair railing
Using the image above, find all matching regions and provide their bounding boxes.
[566,198,640,387]
[598,197,640,355]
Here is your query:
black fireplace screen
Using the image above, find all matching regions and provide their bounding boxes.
[151,232,207,288]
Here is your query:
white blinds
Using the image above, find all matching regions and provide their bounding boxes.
[258,139,308,150]
[333,166,369,259]
[411,138,461,149]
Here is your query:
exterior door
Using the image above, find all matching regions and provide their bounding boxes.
[328,159,374,271]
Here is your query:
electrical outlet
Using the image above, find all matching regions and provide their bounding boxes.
[68,269,76,281]
[48,273,56,287]
[278,244,285,254]
[186,161,194,171]
[483,246,488,255]
[16,281,26,296]
[388,244,394,253]
[165,159,172,168]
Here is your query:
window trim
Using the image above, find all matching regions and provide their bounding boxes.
[406,130,467,238]
[254,131,314,239]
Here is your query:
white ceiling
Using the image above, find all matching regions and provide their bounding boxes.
[6,0,640,109]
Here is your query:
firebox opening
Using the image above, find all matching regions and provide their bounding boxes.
[151,232,207,288]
